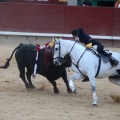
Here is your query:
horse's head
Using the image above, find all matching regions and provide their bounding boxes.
[53,38,69,66]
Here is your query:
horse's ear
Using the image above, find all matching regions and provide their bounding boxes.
[49,38,58,48]
[52,37,58,42]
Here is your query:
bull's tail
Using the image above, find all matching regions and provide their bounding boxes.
[0,43,23,69]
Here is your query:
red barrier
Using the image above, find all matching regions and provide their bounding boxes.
[0,3,64,33]
[0,3,120,37]
[5,0,67,5]
[113,8,120,36]
[64,6,114,36]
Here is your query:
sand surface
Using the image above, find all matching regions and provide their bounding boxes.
[0,44,120,120]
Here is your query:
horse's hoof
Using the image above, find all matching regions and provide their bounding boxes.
[67,89,73,94]
[92,104,97,107]
[73,89,77,95]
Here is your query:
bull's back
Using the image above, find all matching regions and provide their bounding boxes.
[15,44,36,69]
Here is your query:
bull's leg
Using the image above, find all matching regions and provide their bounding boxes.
[48,79,59,94]
[62,69,72,94]
[17,65,30,89]
[26,70,35,89]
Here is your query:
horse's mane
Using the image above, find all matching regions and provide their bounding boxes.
[59,38,86,48]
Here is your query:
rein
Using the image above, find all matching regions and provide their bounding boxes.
[53,40,77,64]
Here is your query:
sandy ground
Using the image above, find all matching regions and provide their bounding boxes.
[0,44,120,120]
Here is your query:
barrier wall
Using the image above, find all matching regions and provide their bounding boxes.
[0,2,120,47]
[113,8,120,36]
[0,3,120,36]
[5,0,67,5]
[64,6,114,36]
[0,3,65,33]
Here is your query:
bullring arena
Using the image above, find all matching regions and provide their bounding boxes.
[0,38,120,120]
[0,1,120,120]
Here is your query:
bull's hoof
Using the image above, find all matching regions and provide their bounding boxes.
[26,88,31,91]
[54,89,60,94]
[26,87,36,92]
[30,88,37,92]
[30,85,36,89]
[26,84,31,89]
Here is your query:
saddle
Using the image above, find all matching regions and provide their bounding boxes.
[82,47,118,82]
[87,47,112,63]
[82,48,111,82]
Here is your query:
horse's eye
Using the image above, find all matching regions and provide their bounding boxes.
[55,48,58,51]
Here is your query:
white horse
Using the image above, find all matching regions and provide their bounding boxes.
[53,38,120,106]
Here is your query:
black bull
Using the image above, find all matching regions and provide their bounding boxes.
[0,43,72,94]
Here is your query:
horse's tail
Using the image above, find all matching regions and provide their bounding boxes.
[0,43,23,69]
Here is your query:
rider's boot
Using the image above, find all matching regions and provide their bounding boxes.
[108,54,119,67]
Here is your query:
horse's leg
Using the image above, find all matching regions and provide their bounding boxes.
[68,73,83,92]
[26,70,35,89]
[87,72,97,106]
[61,69,72,94]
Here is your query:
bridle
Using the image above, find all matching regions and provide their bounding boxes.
[53,40,77,64]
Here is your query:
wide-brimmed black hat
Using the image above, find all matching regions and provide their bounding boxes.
[71,30,77,36]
